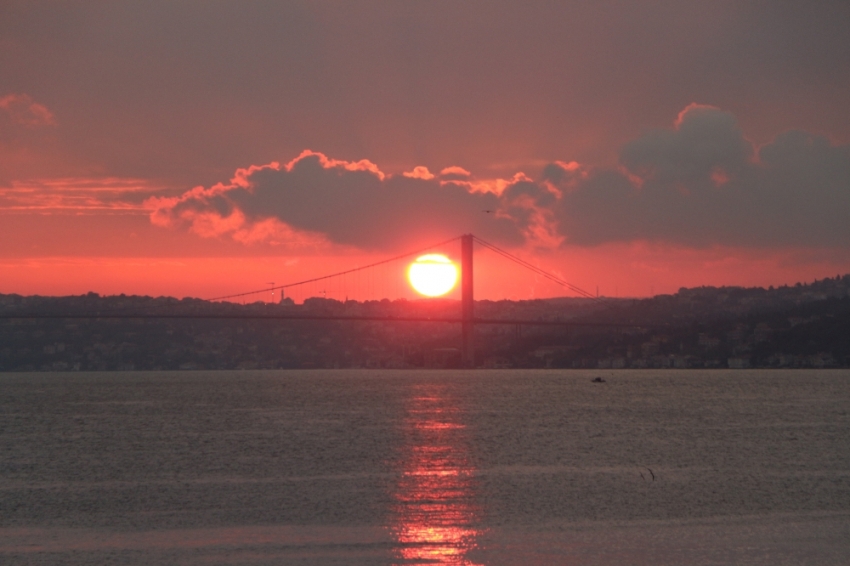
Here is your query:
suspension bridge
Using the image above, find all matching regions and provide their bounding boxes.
[2,234,636,368]
[199,234,607,368]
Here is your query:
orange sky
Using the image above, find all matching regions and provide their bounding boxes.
[1,242,846,302]
[1,2,849,300]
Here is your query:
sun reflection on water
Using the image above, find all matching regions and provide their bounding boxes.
[390,386,483,565]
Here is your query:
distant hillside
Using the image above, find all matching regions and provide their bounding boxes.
[1,274,848,370]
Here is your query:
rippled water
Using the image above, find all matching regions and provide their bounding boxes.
[1,369,849,564]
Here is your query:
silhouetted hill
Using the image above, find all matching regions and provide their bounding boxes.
[1,274,848,370]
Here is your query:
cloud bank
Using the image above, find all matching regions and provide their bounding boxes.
[149,105,850,251]
[147,151,524,250]
[549,104,850,248]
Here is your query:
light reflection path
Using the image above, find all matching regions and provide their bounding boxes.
[390,385,484,565]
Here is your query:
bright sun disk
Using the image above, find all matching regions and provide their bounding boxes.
[408,254,458,297]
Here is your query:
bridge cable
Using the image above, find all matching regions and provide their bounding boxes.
[473,236,605,303]
[206,235,462,302]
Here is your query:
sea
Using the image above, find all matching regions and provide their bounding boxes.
[1,369,848,565]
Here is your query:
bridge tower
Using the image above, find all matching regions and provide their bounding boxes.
[461,233,474,367]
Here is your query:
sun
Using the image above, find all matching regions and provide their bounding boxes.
[408,254,458,297]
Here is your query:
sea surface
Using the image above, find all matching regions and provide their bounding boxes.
[1,369,849,565]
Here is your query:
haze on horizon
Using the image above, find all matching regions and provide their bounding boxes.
[1,1,849,300]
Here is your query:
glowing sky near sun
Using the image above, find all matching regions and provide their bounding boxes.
[1,2,849,299]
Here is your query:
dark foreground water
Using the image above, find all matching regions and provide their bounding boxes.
[1,369,849,565]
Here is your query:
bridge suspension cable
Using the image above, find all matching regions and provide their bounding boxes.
[206,236,462,302]
[472,236,605,303]
[207,233,607,304]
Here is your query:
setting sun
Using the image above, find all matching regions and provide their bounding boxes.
[407,254,458,297]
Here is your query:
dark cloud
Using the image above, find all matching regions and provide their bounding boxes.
[234,155,521,249]
[149,152,523,250]
[150,106,850,251]
[554,105,850,247]
[620,105,753,183]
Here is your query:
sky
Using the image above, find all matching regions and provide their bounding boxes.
[1,0,849,300]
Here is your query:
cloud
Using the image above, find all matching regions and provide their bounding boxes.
[0,94,56,127]
[150,106,850,251]
[402,166,435,180]
[620,104,754,185]
[0,177,164,214]
[147,151,525,250]
[549,104,850,248]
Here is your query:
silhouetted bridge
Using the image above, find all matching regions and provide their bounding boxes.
[3,234,656,367]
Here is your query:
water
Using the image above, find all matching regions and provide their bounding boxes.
[1,369,849,565]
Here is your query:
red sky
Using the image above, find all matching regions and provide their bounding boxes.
[1,1,849,301]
